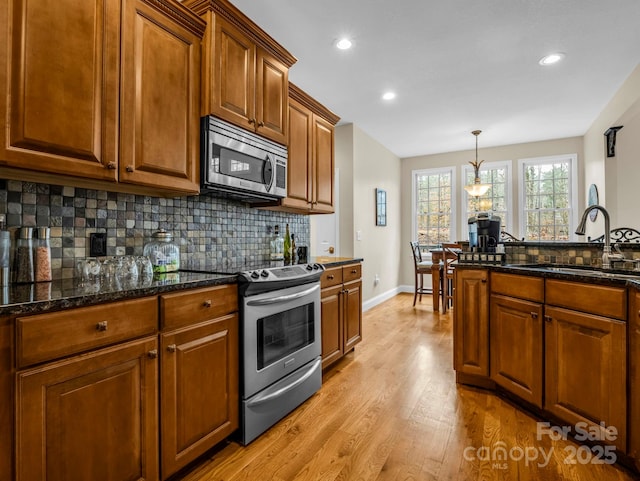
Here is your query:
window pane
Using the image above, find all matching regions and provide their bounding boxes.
[414,169,454,245]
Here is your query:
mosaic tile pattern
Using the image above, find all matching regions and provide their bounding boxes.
[505,243,640,269]
[0,180,309,280]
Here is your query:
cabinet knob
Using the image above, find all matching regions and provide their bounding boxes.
[257,121,264,127]
[248,118,256,125]
[327,275,334,280]
[147,350,158,359]
[481,278,487,283]
[106,162,117,170]
[96,321,108,332]
[203,300,212,308]
[126,165,134,172]
[544,315,552,323]
[167,344,177,353]
[530,312,538,319]
[351,269,357,274]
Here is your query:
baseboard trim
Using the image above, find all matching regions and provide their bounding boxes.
[363,287,404,312]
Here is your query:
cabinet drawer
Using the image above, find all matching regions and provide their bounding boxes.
[491,272,544,302]
[342,263,361,282]
[545,279,627,320]
[161,284,238,330]
[321,267,343,288]
[17,297,158,368]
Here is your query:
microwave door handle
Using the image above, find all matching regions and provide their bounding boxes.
[246,358,321,407]
[246,284,319,306]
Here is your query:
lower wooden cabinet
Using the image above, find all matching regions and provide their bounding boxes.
[453,269,489,377]
[160,313,239,479]
[630,291,640,467]
[544,305,627,452]
[16,336,159,481]
[320,263,362,369]
[490,294,543,407]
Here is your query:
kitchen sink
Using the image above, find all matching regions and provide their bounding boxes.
[509,264,640,280]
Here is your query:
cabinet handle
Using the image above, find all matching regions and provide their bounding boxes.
[637,309,640,317]
[106,162,117,170]
[481,278,487,283]
[530,312,538,319]
[167,344,177,353]
[203,300,212,308]
[327,275,334,280]
[96,321,108,332]
[126,165,134,172]
[248,118,256,125]
[351,269,357,274]
[257,121,264,127]
[544,315,552,322]
[147,350,158,359]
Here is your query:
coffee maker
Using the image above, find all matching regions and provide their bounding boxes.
[468,213,501,252]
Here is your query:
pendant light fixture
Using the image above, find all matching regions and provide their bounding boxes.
[464,130,491,197]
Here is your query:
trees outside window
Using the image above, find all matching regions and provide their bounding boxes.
[412,168,456,247]
[463,161,512,234]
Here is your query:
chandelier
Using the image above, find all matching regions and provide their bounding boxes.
[463,130,491,197]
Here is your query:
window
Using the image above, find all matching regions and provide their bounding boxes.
[412,168,456,247]
[518,154,578,241]
[462,161,512,235]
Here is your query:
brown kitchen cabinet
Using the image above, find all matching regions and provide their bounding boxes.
[186,0,296,145]
[14,297,160,481]
[453,268,490,382]
[0,316,12,481]
[320,263,362,369]
[629,290,640,467]
[0,0,205,196]
[267,84,340,214]
[544,280,627,453]
[159,285,239,479]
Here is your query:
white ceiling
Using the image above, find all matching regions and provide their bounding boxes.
[229,0,640,159]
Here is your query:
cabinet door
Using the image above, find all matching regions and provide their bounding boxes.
[16,337,158,481]
[119,0,201,193]
[0,317,12,481]
[453,269,489,377]
[283,98,313,210]
[209,15,255,128]
[321,286,343,369]
[343,279,362,353]
[545,305,627,451]
[256,48,288,145]
[311,114,335,213]
[630,291,640,465]
[1,0,120,181]
[490,294,543,407]
[160,314,239,478]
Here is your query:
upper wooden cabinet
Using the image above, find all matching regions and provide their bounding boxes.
[0,0,205,195]
[185,0,296,145]
[262,83,340,214]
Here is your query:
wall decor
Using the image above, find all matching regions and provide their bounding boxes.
[375,188,387,226]
[588,184,599,222]
[604,126,623,157]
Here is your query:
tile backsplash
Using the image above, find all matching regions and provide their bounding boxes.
[0,180,309,280]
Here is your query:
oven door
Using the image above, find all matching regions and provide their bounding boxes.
[242,281,321,399]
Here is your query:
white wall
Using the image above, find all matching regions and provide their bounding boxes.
[335,124,402,304]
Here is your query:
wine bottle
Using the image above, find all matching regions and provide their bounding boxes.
[283,224,291,263]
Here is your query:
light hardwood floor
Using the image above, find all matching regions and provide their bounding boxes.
[179,293,637,481]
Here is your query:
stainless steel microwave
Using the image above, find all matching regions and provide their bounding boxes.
[200,116,287,201]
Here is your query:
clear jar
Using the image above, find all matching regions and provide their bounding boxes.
[34,227,52,282]
[14,227,34,283]
[143,229,180,273]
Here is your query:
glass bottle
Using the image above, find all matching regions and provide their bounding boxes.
[0,214,9,286]
[283,223,291,263]
[291,233,296,263]
[143,229,180,273]
[14,227,34,283]
[34,227,52,282]
[270,225,284,260]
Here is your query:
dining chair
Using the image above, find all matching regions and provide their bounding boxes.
[410,241,433,306]
[441,242,461,313]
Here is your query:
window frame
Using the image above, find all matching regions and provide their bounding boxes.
[411,166,457,249]
[461,160,513,238]
[517,153,579,241]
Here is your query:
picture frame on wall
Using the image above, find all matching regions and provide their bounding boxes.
[376,188,387,226]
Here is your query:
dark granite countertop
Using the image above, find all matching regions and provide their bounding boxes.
[0,257,364,317]
[455,262,640,289]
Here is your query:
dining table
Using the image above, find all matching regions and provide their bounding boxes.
[429,247,462,311]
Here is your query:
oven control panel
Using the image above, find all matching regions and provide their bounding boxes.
[243,263,324,282]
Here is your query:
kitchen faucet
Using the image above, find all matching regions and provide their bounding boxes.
[575,204,625,269]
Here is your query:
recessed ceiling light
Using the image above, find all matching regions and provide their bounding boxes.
[539,52,565,66]
[336,38,352,50]
[382,92,396,101]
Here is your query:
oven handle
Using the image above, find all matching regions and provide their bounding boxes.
[246,358,321,407]
[246,284,319,306]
